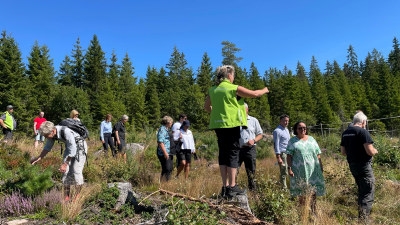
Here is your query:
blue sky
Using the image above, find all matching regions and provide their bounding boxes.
[2,1,400,78]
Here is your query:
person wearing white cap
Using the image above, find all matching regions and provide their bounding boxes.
[0,105,17,143]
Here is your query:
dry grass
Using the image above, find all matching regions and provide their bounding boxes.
[156,158,223,198]
[60,183,102,221]
[7,133,400,224]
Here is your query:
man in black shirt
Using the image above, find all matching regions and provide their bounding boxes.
[114,115,128,162]
[340,111,378,224]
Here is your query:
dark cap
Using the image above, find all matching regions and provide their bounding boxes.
[6,105,13,109]
[182,120,190,127]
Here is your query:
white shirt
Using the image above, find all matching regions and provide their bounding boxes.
[171,121,182,141]
[180,129,196,152]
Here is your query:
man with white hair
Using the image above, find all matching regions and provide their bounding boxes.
[31,121,88,202]
[341,111,378,224]
[114,115,129,162]
[238,103,263,190]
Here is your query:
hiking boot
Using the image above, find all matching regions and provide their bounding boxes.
[219,186,227,197]
[226,185,245,198]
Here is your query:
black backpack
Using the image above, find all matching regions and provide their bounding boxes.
[58,118,89,139]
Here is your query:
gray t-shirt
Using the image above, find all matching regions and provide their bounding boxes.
[44,126,87,159]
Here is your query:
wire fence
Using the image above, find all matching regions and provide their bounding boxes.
[303,115,400,138]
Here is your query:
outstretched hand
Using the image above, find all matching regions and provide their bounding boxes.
[30,157,41,165]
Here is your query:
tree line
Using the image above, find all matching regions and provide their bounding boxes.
[1,30,400,134]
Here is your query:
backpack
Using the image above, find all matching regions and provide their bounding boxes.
[58,118,89,139]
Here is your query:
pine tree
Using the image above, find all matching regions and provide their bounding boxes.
[221,41,243,66]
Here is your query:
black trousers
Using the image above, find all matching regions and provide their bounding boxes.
[158,154,173,181]
[349,161,375,217]
[238,145,256,190]
[102,133,116,156]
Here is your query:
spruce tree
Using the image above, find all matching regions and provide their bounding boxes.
[0,31,32,132]
[144,67,161,127]
[344,45,369,112]
[388,37,400,76]
[332,61,354,121]
[295,62,316,125]
[26,42,56,113]
[57,56,74,86]
[324,61,346,121]
[72,38,85,88]
[248,63,270,129]
[196,52,213,96]
[83,35,108,121]
[309,56,336,126]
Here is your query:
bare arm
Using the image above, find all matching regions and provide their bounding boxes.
[287,154,294,177]
[237,86,269,98]
[33,122,37,133]
[30,149,49,165]
[318,154,323,173]
[115,130,120,144]
[340,146,346,156]
[364,143,378,156]
[204,95,212,113]
[158,142,169,159]
[0,119,6,128]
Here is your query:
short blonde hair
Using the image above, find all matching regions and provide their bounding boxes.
[70,109,79,118]
[161,116,173,125]
[39,121,55,136]
[215,65,235,85]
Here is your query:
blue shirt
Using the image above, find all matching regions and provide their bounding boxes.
[100,120,113,141]
[273,125,290,154]
[240,115,263,147]
[157,125,170,156]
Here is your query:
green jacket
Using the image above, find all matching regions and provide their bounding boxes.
[208,79,247,129]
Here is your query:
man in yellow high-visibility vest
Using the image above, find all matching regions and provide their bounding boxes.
[0,105,17,143]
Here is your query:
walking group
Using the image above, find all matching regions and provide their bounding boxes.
[1,65,379,223]
[156,64,379,224]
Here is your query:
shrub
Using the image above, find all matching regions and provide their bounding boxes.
[194,131,218,161]
[251,175,296,224]
[373,134,400,168]
[33,188,62,213]
[166,199,225,224]
[12,165,54,197]
[0,191,34,216]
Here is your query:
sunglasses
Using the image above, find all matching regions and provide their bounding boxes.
[297,127,307,130]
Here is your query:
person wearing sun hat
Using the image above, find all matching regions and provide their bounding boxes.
[0,105,17,143]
